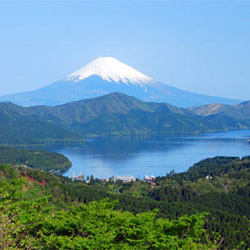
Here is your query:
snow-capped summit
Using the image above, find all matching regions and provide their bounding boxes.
[65,57,154,85]
[0,56,242,107]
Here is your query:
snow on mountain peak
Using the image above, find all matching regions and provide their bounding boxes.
[65,57,154,85]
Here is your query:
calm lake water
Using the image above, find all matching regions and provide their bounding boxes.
[38,129,250,179]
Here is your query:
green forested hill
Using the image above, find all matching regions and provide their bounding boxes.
[0,146,72,172]
[0,155,249,249]
[1,93,250,145]
[29,93,250,137]
[0,102,83,145]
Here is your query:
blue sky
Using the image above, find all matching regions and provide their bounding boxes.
[0,1,249,100]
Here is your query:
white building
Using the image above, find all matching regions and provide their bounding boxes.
[112,175,135,183]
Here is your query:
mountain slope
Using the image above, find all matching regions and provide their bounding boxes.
[1,92,249,145]
[0,102,83,145]
[0,57,242,107]
[189,101,250,120]
[1,156,250,249]
[26,92,248,137]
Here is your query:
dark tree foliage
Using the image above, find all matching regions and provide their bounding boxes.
[1,93,250,144]
[0,146,72,172]
[0,155,250,249]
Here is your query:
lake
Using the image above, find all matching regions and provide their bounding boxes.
[39,129,250,179]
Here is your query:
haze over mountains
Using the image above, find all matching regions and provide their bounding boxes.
[190,101,250,119]
[0,57,242,107]
[1,93,250,145]
[1,56,248,145]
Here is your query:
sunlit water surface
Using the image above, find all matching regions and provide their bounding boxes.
[38,130,250,179]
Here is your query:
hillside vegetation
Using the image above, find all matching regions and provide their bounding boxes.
[1,93,250,145]
[0,166,217,250]
[189,100,250,120]
[0,155,249,249]
[0,146,72,172]
[0,102,83,145]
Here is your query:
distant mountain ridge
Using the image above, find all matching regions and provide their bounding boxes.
[189,101,250,120]
[0,92,249,145]
[0,57,242,107]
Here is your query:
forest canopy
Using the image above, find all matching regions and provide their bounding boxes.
[0,177,217,250]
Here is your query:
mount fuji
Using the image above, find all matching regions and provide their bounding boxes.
[0,57,242,107]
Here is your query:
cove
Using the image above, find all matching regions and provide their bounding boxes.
[41,130,250,179]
